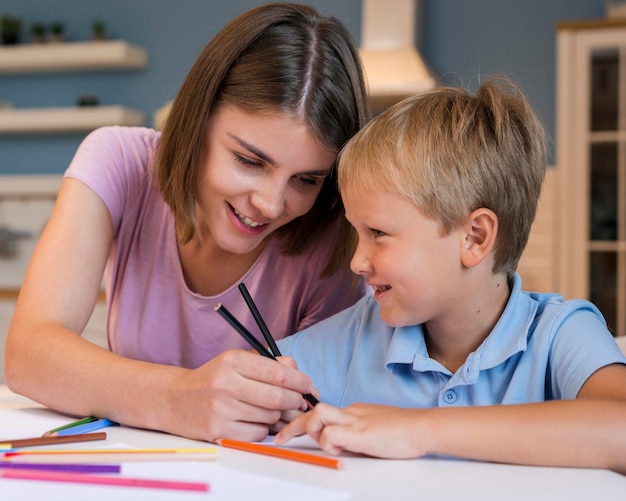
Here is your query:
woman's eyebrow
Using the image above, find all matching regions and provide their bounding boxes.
[228,133,276,165]
[228,133,332,176]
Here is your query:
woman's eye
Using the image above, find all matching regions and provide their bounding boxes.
[371,229,385,238]
[235,154,262,168]
[295,175,321,187]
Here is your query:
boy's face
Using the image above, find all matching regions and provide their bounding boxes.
[344,187,465,328]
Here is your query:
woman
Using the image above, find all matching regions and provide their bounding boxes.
[5,3,369,442]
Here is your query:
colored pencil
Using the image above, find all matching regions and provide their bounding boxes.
[215,303,273,358]
[42,416,98,437]
[214,303,319,408]
[216,438,343,469]
[3,447,218,464]
[0,432,107,450]
[0,462,121,473]
[0,468,210,492]
[238,282,282,357]
[53,418,118,436]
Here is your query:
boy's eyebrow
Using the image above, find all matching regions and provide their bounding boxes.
[228,133,332,176]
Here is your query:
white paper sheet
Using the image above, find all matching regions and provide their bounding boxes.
[1,407,349,500]
[1,460,349,500]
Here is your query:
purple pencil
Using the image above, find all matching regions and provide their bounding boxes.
[0,462,120,474]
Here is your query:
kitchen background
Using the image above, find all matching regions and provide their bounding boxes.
[0,0,618,381]
[0,0,610,173]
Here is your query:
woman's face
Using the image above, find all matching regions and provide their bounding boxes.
[195,103,336,255]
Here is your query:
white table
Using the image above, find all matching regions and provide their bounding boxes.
[1,386,624,500]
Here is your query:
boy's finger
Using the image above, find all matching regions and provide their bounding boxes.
[273,413,309,444]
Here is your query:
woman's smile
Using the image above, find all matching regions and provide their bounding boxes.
[229,203,268,235]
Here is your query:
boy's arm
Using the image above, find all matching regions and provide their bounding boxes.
[275,363,626,474]
[421,363,626,473]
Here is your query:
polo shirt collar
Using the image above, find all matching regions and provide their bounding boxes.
[384,273,538,373]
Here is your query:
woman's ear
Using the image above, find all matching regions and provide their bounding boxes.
[460,208,498,268]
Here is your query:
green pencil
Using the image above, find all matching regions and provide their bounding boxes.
[42,417,98,437]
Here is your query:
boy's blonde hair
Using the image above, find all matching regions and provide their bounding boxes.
[338,76,547,276]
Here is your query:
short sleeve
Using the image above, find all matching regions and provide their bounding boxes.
[64,126,159,235]
[548,300,626,399]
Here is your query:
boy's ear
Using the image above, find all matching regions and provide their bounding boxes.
[460,208,498,268]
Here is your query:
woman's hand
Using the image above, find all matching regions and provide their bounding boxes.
[267,355,317,433]
[273,402,426,458]
[167,349,316,442]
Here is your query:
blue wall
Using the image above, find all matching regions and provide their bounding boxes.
[0,0,607,174]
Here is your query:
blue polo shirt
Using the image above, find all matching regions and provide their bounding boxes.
[277,274,626,408]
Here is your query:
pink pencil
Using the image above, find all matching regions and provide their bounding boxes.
[0,468,209,492]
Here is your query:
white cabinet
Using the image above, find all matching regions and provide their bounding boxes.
[0,176,61,289]
[0,176,107,384]
[556,19,626,336]
[0,40,148,134]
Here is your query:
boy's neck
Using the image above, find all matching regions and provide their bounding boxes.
[424,273,511,373]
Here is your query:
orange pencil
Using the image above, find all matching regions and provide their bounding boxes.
[215,438,343,469]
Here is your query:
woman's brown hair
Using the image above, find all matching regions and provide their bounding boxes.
[154,3,369,276]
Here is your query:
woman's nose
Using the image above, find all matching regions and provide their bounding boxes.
[250,180,285,219]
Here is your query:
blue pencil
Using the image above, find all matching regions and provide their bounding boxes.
[55,419,118,437]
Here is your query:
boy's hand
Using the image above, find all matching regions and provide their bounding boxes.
[273,403,426,458]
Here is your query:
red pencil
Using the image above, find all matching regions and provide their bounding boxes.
[215,438,343,469]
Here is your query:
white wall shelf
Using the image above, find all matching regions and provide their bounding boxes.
[0,40,148,74]
[0,106,145,134]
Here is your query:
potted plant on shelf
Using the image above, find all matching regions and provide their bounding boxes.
[91,19,106,41]
[30,21,46,43]
[49,21,65,43]
[1,15,22,45]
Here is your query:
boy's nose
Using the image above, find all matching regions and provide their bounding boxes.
[350,243,371,276]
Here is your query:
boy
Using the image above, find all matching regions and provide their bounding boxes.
[273,77,626,474]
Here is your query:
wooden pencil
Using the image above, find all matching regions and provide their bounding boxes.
[216,438,343,469]
[0,432,107,450]
[3,447,218,464]
[214,303,320,408]
[238,282,282,357]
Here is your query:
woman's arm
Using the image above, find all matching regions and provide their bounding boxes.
[275,364,626,474]
[5,179,314,442]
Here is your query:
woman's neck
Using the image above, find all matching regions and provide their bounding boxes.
[177,234,270,297]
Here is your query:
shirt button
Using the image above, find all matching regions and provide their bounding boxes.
[443,390,457,404]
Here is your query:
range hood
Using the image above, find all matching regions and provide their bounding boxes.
[359,0,435,110]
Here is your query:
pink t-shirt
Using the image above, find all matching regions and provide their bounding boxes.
[65,126,366,368]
